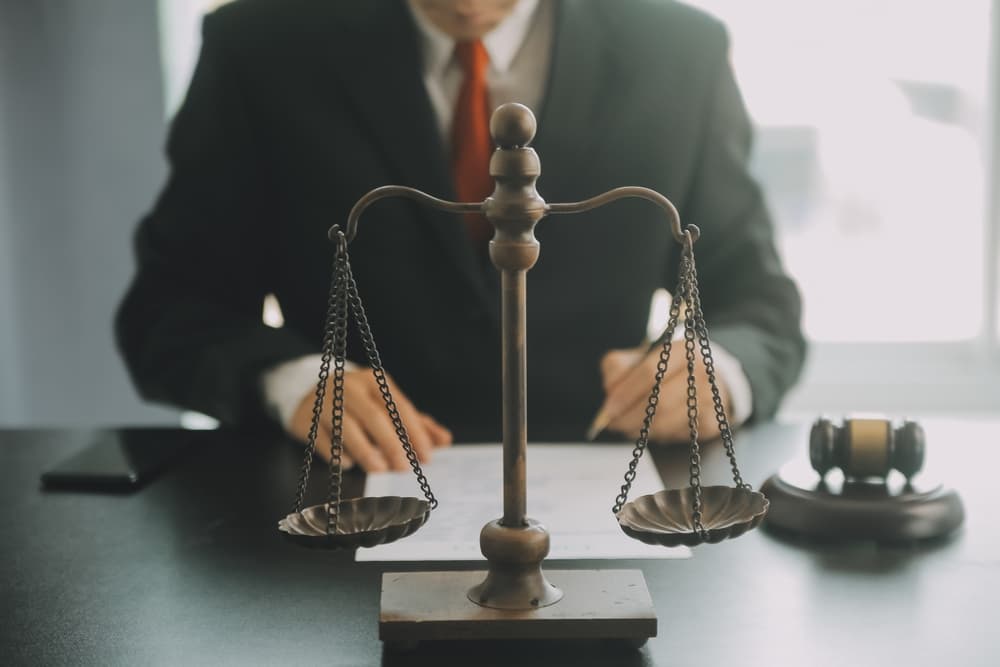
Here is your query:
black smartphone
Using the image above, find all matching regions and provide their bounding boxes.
[40,429,190,492]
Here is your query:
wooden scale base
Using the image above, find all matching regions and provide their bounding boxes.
[379,569,656,644]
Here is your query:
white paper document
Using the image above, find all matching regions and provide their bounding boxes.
[356,444,691,562]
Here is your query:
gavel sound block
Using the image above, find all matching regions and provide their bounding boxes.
[761,417,964,542]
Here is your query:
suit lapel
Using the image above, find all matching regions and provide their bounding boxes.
[534,0,618,202]
[326,1,495,311]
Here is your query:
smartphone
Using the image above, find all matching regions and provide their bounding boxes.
[40,429,190,492]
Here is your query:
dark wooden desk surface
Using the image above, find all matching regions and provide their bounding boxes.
[2,420,998,667]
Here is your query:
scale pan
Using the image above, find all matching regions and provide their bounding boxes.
[617,486,769,547]
[278,496,430,550]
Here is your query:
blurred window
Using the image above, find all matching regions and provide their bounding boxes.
[158,0,1000,412]
[690,0,993,342]
[688,0,999,414]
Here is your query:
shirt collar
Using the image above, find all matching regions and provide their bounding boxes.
[407,0,541,76]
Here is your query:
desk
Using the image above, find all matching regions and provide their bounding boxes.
[2,420,998,666]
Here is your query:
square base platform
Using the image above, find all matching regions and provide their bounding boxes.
[379,569,657,642]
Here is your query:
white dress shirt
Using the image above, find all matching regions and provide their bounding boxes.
[261,0,753,430]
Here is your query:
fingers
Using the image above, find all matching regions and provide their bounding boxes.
[311,426,357,471]
[346,371,453,471]
[341,414,389,472]
[358,407,413,471]
[604,345,724,444]
[600,348,644,391]
[312,414,388,472]
[420,413,453,447]
[384,376,436,463]
[599,344,683,424]
[285,369,452,473]
[353,406,452,471]
[337,373,406,471]
[607,374,688,442]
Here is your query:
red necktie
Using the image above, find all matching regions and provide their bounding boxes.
[451,40,494,246]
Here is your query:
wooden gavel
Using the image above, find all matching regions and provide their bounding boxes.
[809,417,925,481]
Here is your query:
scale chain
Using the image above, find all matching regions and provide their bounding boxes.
[613,235,743,540]
[685,253,749,490]
[612,267,684,515]
[292,250,344,514]
[343,257,438,509]
[326,246,350,535]
[291,228,437,539]
[680,247,707,538]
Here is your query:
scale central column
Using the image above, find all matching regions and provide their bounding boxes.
[379,103,657,642]
[466,103,563,610]
[502,268,527,526]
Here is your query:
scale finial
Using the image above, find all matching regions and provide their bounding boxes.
[490,103,537,149]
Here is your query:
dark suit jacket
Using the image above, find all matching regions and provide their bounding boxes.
[116,0,806,442]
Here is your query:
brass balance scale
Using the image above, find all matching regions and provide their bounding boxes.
[278,103,768,645]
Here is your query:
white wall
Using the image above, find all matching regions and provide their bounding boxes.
[0,0,178,426]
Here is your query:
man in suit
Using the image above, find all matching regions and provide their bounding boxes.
[116,0,806,471]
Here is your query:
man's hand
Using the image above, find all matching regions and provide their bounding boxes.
[598,341,731,443]
[287,370,452,472]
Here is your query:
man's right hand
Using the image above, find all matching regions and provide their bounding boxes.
[287,369,452,472]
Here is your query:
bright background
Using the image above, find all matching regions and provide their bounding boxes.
[0,0,996,428]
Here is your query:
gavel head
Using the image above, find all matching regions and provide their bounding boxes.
[809,417,925,481]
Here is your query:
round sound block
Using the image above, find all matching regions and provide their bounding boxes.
[761,459,964,542]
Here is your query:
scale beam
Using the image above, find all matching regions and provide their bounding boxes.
[281,102,767,646]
